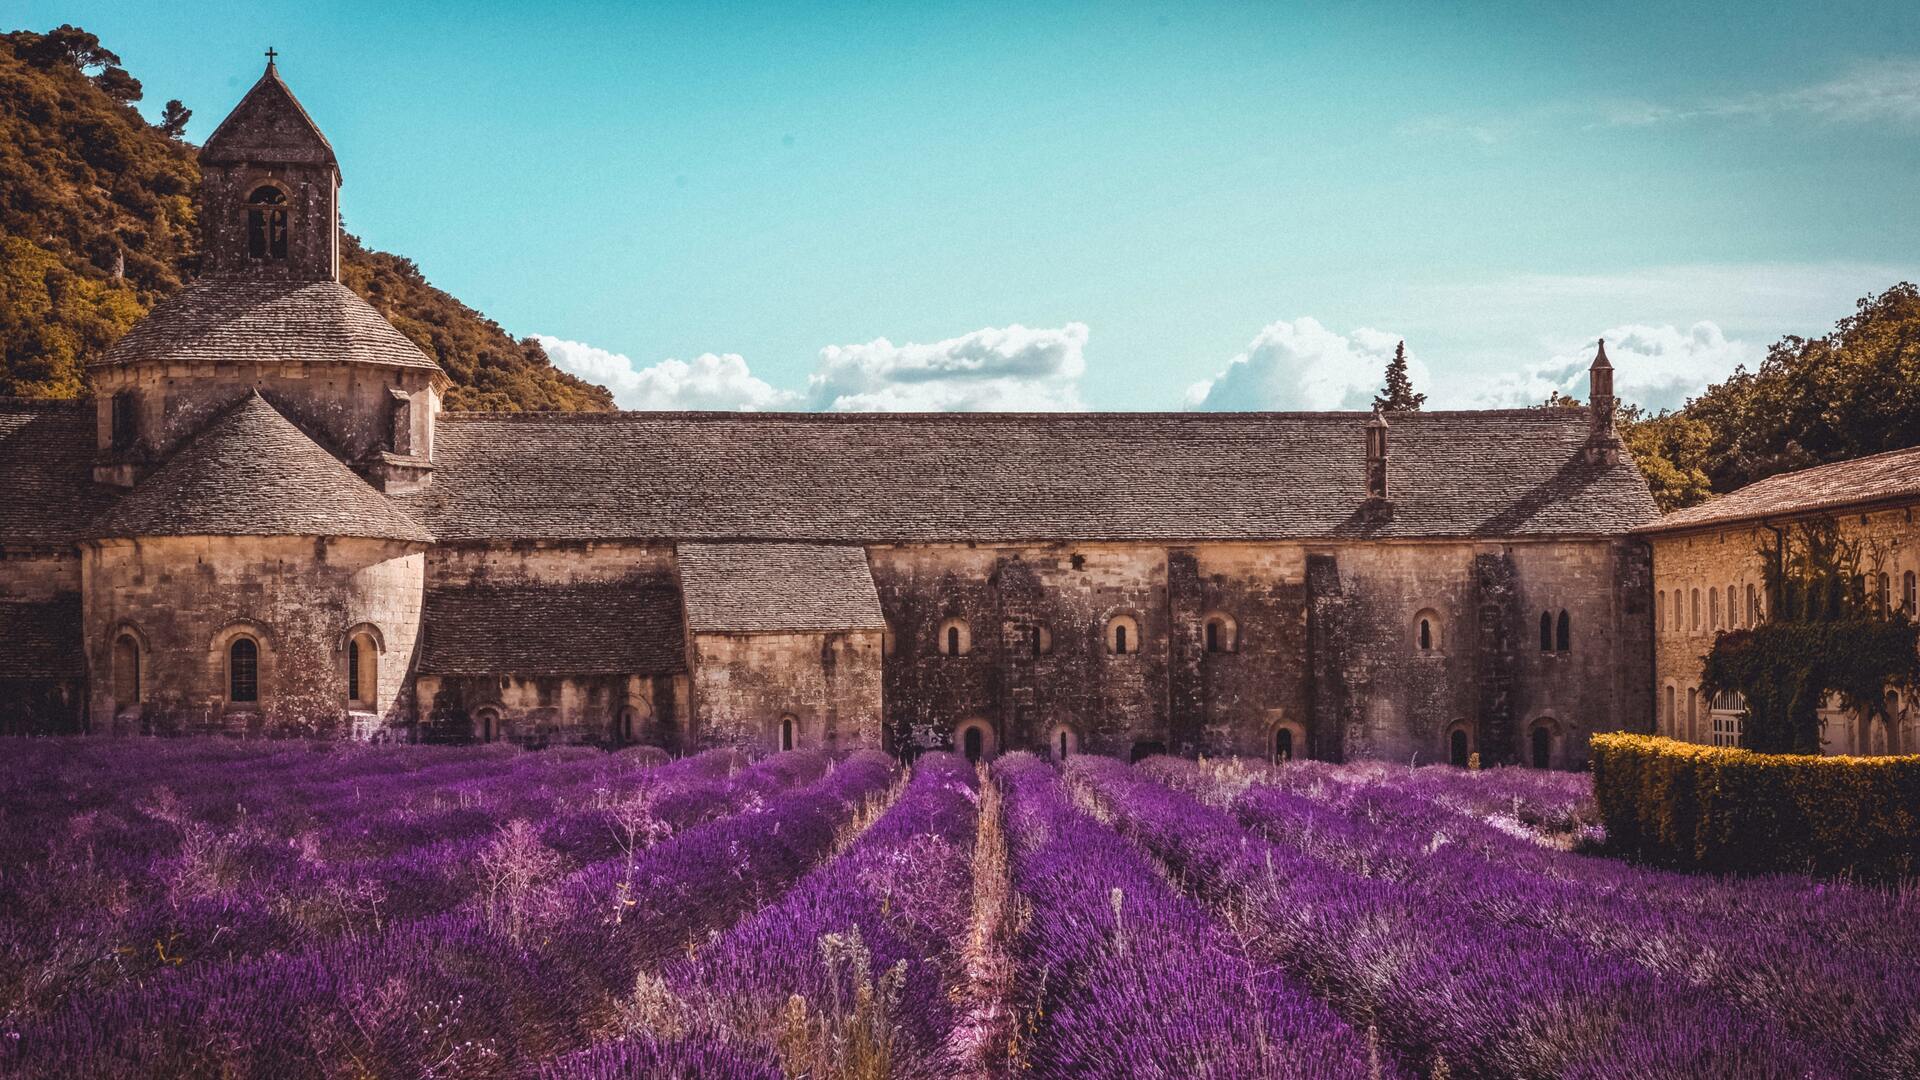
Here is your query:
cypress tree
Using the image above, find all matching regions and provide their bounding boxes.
[1373,341,1426,412]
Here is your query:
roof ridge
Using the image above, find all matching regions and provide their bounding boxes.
[438,407,1594,424]
[0,397,90,412]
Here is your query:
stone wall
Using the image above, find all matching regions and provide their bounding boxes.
[0,548,86,733]
[80,535,426,736]
[414,672,686,748]
[1651,506,1920,755]
[866,537,1645,767]
[92,364,438,473]
[427,540,676,586]
[688,631,883,752]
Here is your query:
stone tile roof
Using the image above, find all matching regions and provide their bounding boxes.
[90,278,440,372]
[92,393,431,542]
[402,409,1658,543]
[0,596,83,678]
[201,62,338,168]
[1639,445,1920,535]
[418,577,687,676]
[0,399,122,545]
[678,543,886,633]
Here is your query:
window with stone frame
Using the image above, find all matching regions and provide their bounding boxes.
[229,637,259,703]
[246,184,290,260]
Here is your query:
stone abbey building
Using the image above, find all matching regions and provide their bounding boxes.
[0,61,1664,766]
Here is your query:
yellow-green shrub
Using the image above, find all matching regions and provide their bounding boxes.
[1590,733,1920,880]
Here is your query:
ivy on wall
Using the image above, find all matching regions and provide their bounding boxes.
[1701,517,1920,753]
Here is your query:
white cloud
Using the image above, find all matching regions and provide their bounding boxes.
[1467,321,1758,412]
[537,335,799,411]
[1186,318,1425,411]
[1600,59,1920,128]
[805,323,1090,411]
[537,322,1091,413]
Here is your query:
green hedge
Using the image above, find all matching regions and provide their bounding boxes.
[1590,733,1920,880]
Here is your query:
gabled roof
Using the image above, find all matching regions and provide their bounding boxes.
[418,577,687,676]
[200,61,337,170]
[0,399,122,545]
[91,392,430,542]
[678,543,886,633]
[1638,444,1920,535]
[90,278,440,372]
[398,408,1659,543]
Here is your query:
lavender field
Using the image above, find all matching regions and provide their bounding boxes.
[0,741,1914,1079]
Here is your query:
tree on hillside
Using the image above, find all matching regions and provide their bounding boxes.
[1372,340,1425,411]
[158,100,190,138]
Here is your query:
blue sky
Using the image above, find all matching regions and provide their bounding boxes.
[26,1,1920,411]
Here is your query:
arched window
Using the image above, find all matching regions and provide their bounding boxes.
[473,706,501,743]
[1709,587,1720,630]
[1686,687,1698,743]
[955,719,996,763]
[1275,726,1294,762]
[112,633,141,709]
[1538,612,1553,652]
[1674,588,1684,629]
[1203,613,1237,654]
[1448,727,1470,768]
[228,637,259,703]
[1530,723,1553,769]
[1878,573,1892,615]
[1106,615,1140,656]
[246,185,289,260]
[1690,588,1700,630]
[618,706,639,743]
[780,714,797,751]
[1049,724,1079,761]
[346,631,378,708]
[1745,583,1758,627]
[1906,571,1917,615]
[1664,685,1677,736]
[1556,610,1571,653]
[1413,609,1442,653]
[937,618,970,657]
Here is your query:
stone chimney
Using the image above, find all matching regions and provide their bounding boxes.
[1365,408,1390,500]
[1584,339,1623,465]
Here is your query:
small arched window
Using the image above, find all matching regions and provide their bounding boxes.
[474,706,501,743]
[1274,726,1294,762]
[780,714,797,751]
[1530,724,1553,769]
[1203,613,1237,654]
[1664,685,1677,736]
[1906,571,1918,616]
[346,632,378,708]
[1538,611,1553,652]
[1709,587,1720,629]
[955,719,995,762]
[228,637,259,703]
[1049,724,1079,761]
[1556,610,1571,653]
[1413,609,1441,653]
[112,634,141,708]
[246,185,289,260]
[1448,726,1471,768]
[1686,687,1699,742]
[1690,588,1700,630]
[1106,615,1140,656]
[1878,573,1891,615]
[1655,591,1663,634]
[937,618,970,657]
[1746,583,1759,626]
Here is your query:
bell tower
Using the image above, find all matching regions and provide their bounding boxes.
[198,51,341,281]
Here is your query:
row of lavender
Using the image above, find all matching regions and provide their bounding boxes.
[1,742,897,1076]
[6,738,1909,1077]
[1078,754,1920,1079]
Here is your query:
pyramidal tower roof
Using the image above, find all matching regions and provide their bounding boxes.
[92,392,430,542]
[201,56,338,171]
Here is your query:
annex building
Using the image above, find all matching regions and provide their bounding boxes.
[0,61,1664,766]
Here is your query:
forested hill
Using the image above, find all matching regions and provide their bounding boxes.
[0,25,614,411]
[1620,282,1920,512]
